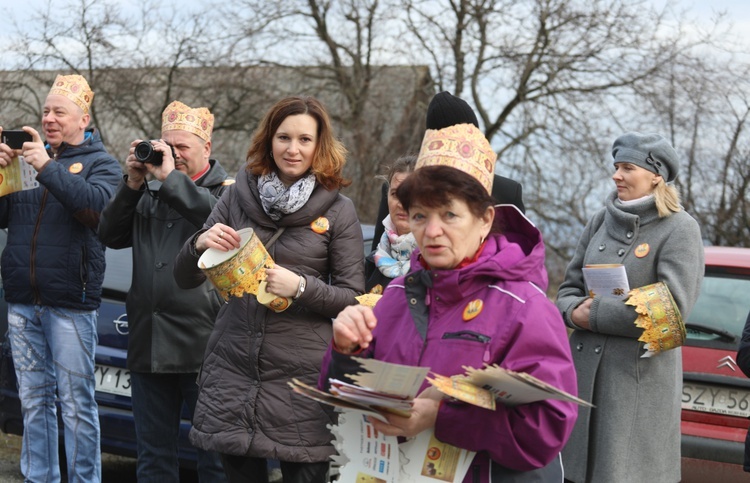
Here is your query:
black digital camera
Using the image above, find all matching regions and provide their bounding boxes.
[134,141,175,166]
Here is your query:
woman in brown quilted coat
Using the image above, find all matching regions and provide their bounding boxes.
[174,96,365,483]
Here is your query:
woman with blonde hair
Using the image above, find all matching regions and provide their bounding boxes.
[556,132,704,482]
[174,96,365,483]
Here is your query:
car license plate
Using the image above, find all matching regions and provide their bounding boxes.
[681,382,750,418]
[94,364,131,397]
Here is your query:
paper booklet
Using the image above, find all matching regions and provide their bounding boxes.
[582,264,630,300]
[0,155,39,197]
[330,410,475,483]
[456,365,594,408]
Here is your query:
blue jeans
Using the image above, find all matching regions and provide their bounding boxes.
[130,372,227,483]
[7,303,101,483]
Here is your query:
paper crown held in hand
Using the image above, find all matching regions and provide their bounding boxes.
[48,74,94,115]
[161,100,214,142]
[626,281,686,358]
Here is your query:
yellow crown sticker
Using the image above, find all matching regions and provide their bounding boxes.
[462,299,483,321]
[311,217,329,234]
[634,243,650,258]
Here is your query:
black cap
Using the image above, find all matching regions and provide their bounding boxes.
[425,91,479,130]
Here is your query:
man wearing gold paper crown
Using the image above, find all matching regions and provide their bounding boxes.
[0,74,121,482]
[99,101,232,482]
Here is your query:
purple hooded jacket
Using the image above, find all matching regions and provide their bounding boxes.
[320,206,578,482]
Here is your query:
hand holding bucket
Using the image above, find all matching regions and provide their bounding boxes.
[198,227,291,311]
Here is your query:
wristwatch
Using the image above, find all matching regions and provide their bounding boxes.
[294,275,306,300]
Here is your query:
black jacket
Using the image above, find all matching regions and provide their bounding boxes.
[98,159,232,372]
[735,310,750,471]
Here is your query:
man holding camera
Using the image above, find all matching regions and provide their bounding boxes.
[0,74,121,482]
[99,100,232,482]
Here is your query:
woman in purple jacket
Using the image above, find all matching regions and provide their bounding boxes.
[321,123,578,482]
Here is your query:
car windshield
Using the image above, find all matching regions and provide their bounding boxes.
[686,273,750,343]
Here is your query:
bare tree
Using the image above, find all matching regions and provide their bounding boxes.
[224,0,431,220]
[633,51,750,247]
[397,0,741,287]
[3,0,748,280]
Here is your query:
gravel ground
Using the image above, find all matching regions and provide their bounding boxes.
[0,432,24,482]
[0,431,284,482]
[0,432,183,482]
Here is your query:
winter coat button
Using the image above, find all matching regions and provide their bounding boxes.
[576,343,583,351]
[626,231,633,238]
[407,277,414,284]
[598,244,605,251]
[594,345,602,354]
[155,262,164,268]
[410,298,417,305]
[617,249,625,256]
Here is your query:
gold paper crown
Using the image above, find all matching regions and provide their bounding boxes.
[161,101,214,142]
[416,123,496,195]
[48,74,94,115]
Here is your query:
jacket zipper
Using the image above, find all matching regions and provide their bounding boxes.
[80,245,88,303]
[442,330,492,362]
[30,189,50,304]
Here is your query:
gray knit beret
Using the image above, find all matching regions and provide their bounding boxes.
[611,132,679,182]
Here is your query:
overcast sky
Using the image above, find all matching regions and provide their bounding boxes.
[2,0,749,65]
[679,0,750,32]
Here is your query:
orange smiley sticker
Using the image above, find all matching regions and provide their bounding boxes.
[463,299,484,321]
[69,162,83,174]
[634,243,650,258]
[311,217,330,234]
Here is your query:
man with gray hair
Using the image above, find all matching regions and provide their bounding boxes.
[99,100,231,482]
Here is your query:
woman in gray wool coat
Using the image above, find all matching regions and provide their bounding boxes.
[556,132,704,483]
[174,96,364,483]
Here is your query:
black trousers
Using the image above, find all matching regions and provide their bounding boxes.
[220,454,329,483]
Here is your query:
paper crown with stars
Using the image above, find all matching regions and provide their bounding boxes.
[47,74,94,115]
[161,100,214,142]
[416,123,496,195]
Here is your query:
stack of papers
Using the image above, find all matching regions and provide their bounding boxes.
[330,379,414,417]
[288,358,430,422]
[294,358,593,482]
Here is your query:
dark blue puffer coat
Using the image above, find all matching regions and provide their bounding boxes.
[0,128,121,310]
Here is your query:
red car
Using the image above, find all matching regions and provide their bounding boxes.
[681,246,750,482]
